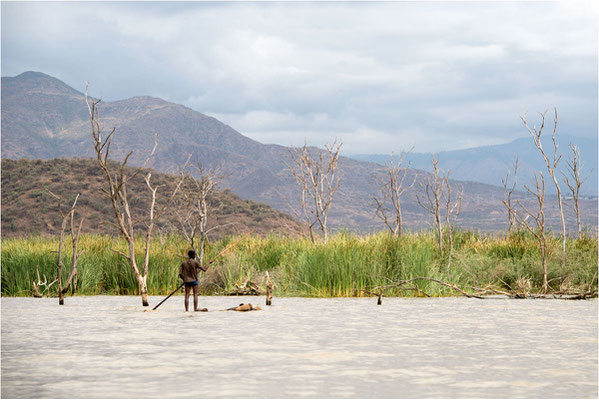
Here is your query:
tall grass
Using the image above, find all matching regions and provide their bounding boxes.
[2,229,597,297]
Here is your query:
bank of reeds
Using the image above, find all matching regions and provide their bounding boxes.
[2,230,597,297]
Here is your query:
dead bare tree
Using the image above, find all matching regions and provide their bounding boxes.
[265,271,274,306]
[563,143,591,240]
[173,161,227,264]
[501,158,519,233]
[285,139,342,244]
[48,192,84,305]
[416,155,445,253]
[86,85,186,306]
[373,151,416,236]
[521,109,566,259]
[442,175,462,269]
[511,172,549,293]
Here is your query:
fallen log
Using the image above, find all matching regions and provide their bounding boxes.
[374,277,484,299]
[364,277,597,300]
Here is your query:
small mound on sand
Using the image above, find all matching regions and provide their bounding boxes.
[227,303,262,312]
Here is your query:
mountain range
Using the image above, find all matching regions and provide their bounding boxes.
[350,135,598,197]
[2,71,597,234]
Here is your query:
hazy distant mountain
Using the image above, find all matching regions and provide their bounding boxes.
[2,71,596,233]
[350,135,598,196]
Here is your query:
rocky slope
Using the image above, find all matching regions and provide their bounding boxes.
[1,158,300,238]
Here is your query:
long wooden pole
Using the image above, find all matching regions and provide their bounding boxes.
[152,282,185,310]
[152,234,250,310]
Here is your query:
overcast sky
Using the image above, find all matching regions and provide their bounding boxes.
[2,1,597,154]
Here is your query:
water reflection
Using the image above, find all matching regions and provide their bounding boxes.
[2,296,597,398]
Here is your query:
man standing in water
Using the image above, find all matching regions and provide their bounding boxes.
[179,250,207,312]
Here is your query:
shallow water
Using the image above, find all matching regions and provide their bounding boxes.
[1,296,597,398]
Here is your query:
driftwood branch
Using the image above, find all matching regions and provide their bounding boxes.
[401,277,482,298]
[365,277,596,300]
[225,278,262,296]
[32,268,58,298]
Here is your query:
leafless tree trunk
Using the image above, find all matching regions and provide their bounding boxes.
[86,85,185,306]
[521,109,565,259]
[510,172,549,292]
[442,174,462,269]
[265,271,274,306]
[502,158,519,233]
[373,151,416,236]
[48,192,84,305]
[417,155,444,254]
[173,161,226,264]
[563,143,590,240]
[285,139,342,244]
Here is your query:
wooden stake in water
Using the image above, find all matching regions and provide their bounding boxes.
[265,271,274,306]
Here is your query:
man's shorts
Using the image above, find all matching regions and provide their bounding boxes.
[184,281,199,287]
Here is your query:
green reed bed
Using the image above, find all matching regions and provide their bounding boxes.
[1,230,597,297]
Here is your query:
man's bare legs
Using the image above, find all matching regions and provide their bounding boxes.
[184,284,202,312]
[193,285,199,311]
[184,285,191,312]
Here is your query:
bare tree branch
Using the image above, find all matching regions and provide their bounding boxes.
[416,155,444,253]
[86,83,182,306]
[562,143,591,239]
[442,175,462,269]
[47,192,83,304]
[521,108,566,260]
[373,150,416,236]
[170,159,224,263]
[511,170,549,293]
[284,139,343,244]
[501,157,519,233]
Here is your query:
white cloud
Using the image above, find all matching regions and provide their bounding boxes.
[2,1,596,154]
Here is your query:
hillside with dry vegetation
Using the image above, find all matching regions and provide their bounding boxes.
[1,158,300,238]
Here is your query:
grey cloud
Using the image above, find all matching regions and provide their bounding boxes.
[1,1,596,154]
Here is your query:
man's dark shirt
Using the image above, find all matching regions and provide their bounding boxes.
[179,259,203,283]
